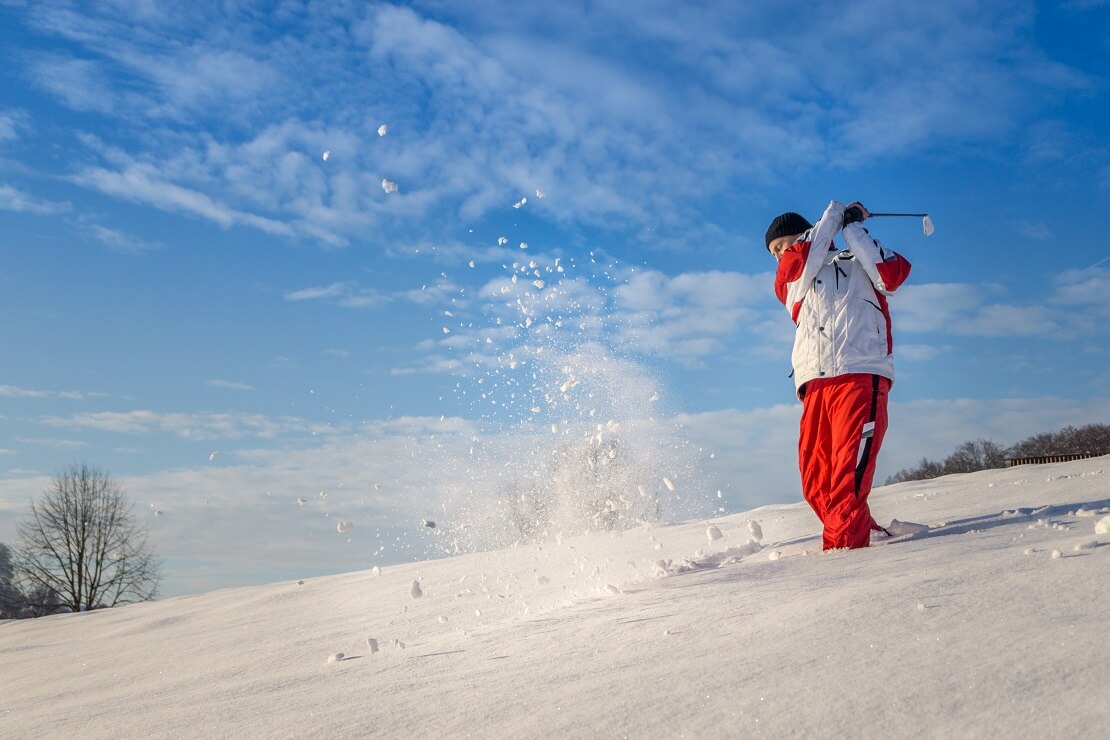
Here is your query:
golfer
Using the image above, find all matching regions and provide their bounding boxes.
[766,200,913,549]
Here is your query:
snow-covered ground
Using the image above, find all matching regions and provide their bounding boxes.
[2,457,1108,738]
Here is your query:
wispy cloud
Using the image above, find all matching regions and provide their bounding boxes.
[0,184,71,215]
[12,2,1091,249]
[0,110,26,142]
[284,281,391,308]
[0,383,93,400]
[71,162,293,237]
[40,410,347,440]
[1016,220,1054,240]
[81,222,161,254]
[15,437,87,449]
[205,380,255,392]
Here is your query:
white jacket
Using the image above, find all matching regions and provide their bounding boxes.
[774,201,912,396]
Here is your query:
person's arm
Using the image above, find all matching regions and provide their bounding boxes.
[842,222,911,294]
[774,200,846,321]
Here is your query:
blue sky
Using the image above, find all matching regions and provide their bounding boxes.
[2,0,1109,596]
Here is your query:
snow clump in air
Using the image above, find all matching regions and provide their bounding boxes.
[336,521,353,534]
[748,520,763,542]
[1095,515,1110,534]
[706,525,723,542]
[382,179,398,194]
[409,580,423,599]
[377,124,388,136]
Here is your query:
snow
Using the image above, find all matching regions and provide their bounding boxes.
[1096,515,1110,534]
[321,150,330,161]
[381,178,398,194]
[1,457,1108,737]
[377,124,388,137]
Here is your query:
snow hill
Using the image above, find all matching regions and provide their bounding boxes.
[2,457,1109,738]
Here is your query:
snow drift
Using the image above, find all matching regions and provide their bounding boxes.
[1,457,1108,738]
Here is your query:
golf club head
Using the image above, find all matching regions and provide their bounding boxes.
[922,215,935,237]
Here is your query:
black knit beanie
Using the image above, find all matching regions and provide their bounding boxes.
[765,212,813,250]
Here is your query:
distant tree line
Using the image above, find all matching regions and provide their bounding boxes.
[1,463,160,620]
[884,423,1110,485]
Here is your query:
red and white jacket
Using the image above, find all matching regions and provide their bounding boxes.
[774,201,912,397]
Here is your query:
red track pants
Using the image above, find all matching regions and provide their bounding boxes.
[798,373,890,549]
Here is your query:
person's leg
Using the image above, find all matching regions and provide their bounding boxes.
[798,383,833,533]
[822,375,890,549]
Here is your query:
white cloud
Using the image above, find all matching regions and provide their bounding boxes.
[1015,220,1054,240]
[0,384,89,400]
[15,437,87,449]
[71,163,293,237]
[13,1,1085,249]
[0,110,25,142]
[0,184,71,215]
[39,410,346,440]
[284,281,391,308]
[27,53,118,113]
[897,344,951,362]
[83,222,161,254]
[958,303,1059,337]
[284,282,347,301]
[895,282,1061,338]
[205,380,255,392]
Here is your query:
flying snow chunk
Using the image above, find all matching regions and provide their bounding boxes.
[1095,515,1110,535]
[382,178,398,194]
[513,196,527,209]
[519,242,529,250]
[748,520,763,542]
[422,519,437,529]
[296,497,307,506]
[497,236,508,246]
[371,566,382,576]
[377,124,388,137]
[469,260,476,268]
[410,580,423,599]
[337,521,353,534]
[663,477,676,492]
[706,525,723,542]
[535,189,546,199]
[768,551,782,561]
[327,652,345,663]
[322,150,330,161]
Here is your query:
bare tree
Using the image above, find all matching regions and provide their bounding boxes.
[0,543,26,619]
[16,464,160,612]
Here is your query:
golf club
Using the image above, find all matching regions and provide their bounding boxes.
[868,212,935,237]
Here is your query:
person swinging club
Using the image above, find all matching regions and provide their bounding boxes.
[766,200,922,549]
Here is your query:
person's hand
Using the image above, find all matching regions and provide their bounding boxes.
[842,201,870,226]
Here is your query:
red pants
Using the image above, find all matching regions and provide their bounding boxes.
[798,373,890,549]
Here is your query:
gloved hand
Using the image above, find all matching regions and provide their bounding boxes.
[842,201,870,227]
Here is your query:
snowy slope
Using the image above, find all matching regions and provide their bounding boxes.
[2,457,1108,738]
